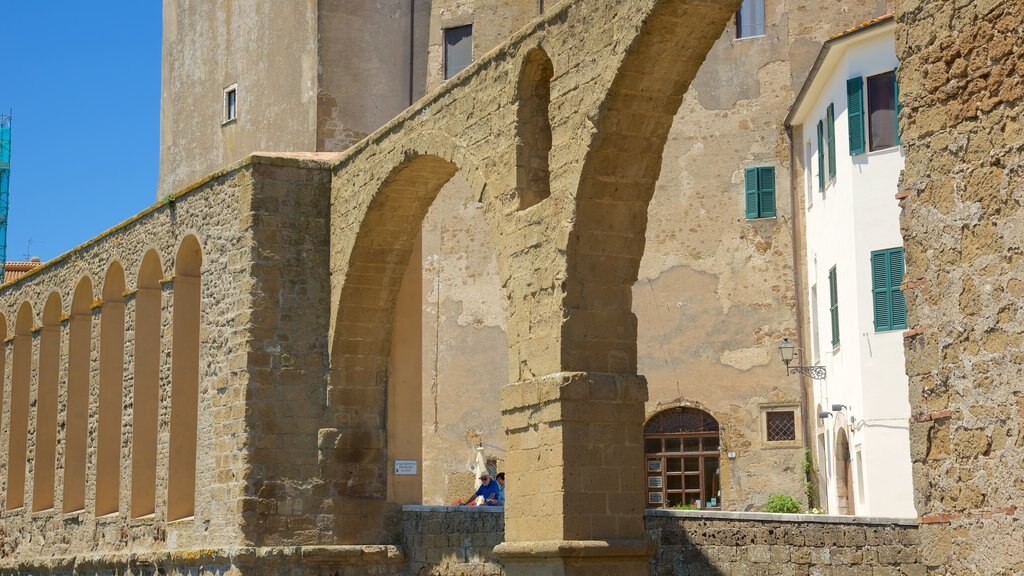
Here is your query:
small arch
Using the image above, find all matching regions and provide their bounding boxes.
[131,249,163,518]
[7,302,33,510]
[835,427,855,515]
[643,407,721,509]
[64,277,93,512]
[96,262,127,516]
[515,47,554,210]
[168,236,202,521]
[32,293,61,511]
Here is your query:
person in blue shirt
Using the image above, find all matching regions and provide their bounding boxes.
[496,472,505,506]
[460,473,501,506]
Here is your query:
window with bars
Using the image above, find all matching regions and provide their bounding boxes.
[765,411,796,442]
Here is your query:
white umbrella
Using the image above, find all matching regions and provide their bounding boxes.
[472,445,488,505]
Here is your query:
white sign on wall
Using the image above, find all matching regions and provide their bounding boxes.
[394,460,418,475]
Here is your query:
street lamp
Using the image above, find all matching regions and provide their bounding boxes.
[778,337,827,380]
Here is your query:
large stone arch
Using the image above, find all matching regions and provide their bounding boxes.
[327,134,501,541]
[561,0,744,374]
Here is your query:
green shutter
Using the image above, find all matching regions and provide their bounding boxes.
[889,248,907,329]
[871,247,908,332]
[745,168,759,218]
[829,266,840,347]
[827,104,836,180]
[847,77,865,155]
[871,251,890,331]
[758,166,776,217]
[817,120,825,191]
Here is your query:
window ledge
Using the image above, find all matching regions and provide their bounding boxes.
[221,118,237,127]
[734,34,767,41]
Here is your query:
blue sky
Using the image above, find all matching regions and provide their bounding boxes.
[2,3,162,262]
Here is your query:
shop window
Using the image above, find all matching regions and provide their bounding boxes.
[644,407,721,509]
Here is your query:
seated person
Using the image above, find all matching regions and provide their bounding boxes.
[460,473,501,506]
[496,472,505,505]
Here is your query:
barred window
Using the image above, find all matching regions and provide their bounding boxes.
[766,411,796,442]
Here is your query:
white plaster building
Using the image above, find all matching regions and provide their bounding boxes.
[787,16,915,518]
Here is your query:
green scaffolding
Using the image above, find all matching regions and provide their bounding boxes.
[0,112,10,284]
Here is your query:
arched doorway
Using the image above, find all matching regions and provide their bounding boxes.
[644,407,721,509]
[835,427,855,515]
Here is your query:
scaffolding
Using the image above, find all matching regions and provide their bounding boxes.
[0,112,10,283]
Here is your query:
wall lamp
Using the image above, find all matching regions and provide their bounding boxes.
[831,404,848,412]
[778,337,827,380]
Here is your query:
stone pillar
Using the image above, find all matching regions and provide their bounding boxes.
[495,372,650,575]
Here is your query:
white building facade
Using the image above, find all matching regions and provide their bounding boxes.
[788,17,915,518]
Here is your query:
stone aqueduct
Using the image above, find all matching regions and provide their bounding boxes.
[0,0,1020,574]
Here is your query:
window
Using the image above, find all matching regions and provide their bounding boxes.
[744,166,776,219]
[805,141,813,207]
[817,120,825,192]
[828,266,840,347]
[444,25,473,79]
[871,247,907,331]
[848,72,900,153]
[766,411,796,442]
[868,71,898,150]
[810,284,819,363]
[644,408,722,509]
[223,84,237,123]
[735,0,765,38]
[826,103,836,181]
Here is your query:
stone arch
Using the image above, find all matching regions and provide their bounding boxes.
[64,277,93,513]
[515,47,554,210]
[329,154,461,501]
[32,292,62,512]
[96,261,127,516]
[562,0,740,374]
[7,302,33,510]
[131,249,163,518]
[168,235,202,521]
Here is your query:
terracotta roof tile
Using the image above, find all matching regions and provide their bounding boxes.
[830,13,894,41]
[3,260,44,284]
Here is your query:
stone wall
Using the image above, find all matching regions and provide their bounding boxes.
[896,0,1024,573]
[399,507,924,576]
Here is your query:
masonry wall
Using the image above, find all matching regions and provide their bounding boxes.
[896,0,1024,573]
[0,161,260,563]
[399,508,924,576]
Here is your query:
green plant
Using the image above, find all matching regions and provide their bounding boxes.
[802,448,819,508]
[671,502,698,510]
[764,494,800,514]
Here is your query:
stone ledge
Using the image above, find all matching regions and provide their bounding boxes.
[0,545,406,572]
[645,508,919,526]
[493,539,651,559]
[403,504,505,513]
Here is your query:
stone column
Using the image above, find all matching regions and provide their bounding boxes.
[495,372,650,575]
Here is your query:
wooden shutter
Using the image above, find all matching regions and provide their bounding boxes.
[827,104,836,180]
[871,251,890,331]
[847,77,864,155]
[817,120,825,191]
[829,266,839,347]
[889,248,907,329]
[758,166,775,217]
[745,168,759,218]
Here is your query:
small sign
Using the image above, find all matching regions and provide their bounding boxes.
[394,460,418,475]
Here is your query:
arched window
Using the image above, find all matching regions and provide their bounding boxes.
[131,250,162,518]
[64,278,93,513]
[33,293,61,511]
[7,303,32,510]
[96,262,126,516]
[516,47,554,210]
[167,236,201,521]
[644,407,721,509]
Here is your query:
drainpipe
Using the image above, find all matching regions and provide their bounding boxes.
[785,123,815,507]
